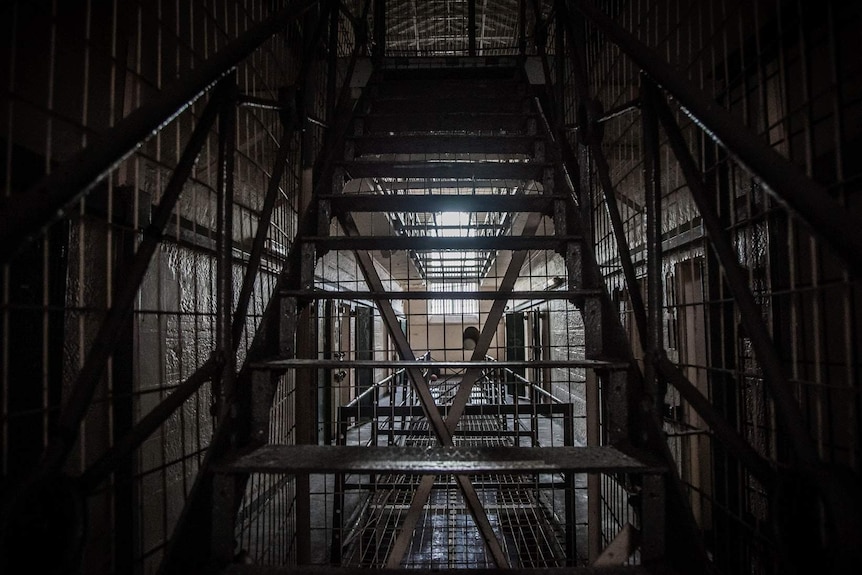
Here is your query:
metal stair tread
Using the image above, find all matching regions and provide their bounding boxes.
[300,235,582,251]
[251,358,630,370]
[339,160,548,180]
[321,193,566,212]
[224,565,649,574]
[278,288,603,300]
[216,444,665,475]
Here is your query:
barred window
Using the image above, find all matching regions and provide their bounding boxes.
[427,281,479,317]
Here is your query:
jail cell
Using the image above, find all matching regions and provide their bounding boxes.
[1,2,861,575]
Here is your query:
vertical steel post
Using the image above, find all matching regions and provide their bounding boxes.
[326,1,339,122]
[468,0,477,56]
[215,76,237,418]
[563,402,576,565]
[553,0,566,135]
[518,0,527,54]
[295,250,317,564]
[586,380,601,561]
[641,76,664,414]
[373,0,386,61]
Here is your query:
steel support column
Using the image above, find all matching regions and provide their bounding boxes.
[215,77,238,417]
[641,77,664,416]
[0,0,317,263]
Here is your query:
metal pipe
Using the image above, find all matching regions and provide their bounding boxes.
[0,0,318,263]
[569,0,862,276]
[344,367,407,409]
[214,77,238,414]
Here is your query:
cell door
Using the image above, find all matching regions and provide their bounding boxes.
[505,312,526,397]
[354,305,375,407]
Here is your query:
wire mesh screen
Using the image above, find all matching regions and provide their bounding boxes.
[0,0,308,572]
[562,0,862,572]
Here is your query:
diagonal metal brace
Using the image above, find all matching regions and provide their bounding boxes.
[337,212,509,568]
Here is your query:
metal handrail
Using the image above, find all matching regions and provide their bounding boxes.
[343,352,430,409]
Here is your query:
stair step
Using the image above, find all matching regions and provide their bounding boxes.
[251,358,630,371]
[217,445,664,475]
[341,160,547,180]
[224,566,649,575]
[352,134,539,156]
[379,61,521,80]
[360,112,534,134]
[322,193,563,213]
[344,403,574,419]
[369,96,526,114]
[302,235,581,251]
[279,289,602,300]
[373,79,527,100]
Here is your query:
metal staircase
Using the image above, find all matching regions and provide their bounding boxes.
[209,59,669,573]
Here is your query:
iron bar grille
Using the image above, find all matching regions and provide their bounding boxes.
[561,0,862,573]
[0,0,319,571]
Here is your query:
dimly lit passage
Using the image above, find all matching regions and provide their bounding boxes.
[1,1,860,574]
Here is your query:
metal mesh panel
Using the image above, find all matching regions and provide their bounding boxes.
[565,0,862,572]
[0,0,304,571]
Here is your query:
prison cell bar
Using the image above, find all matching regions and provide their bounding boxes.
[29,84,227,480]
[567,0,862,277]
[0,0,320,264]
[162,2,374,569]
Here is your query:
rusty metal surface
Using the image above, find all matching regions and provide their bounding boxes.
[220,445,664,475]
